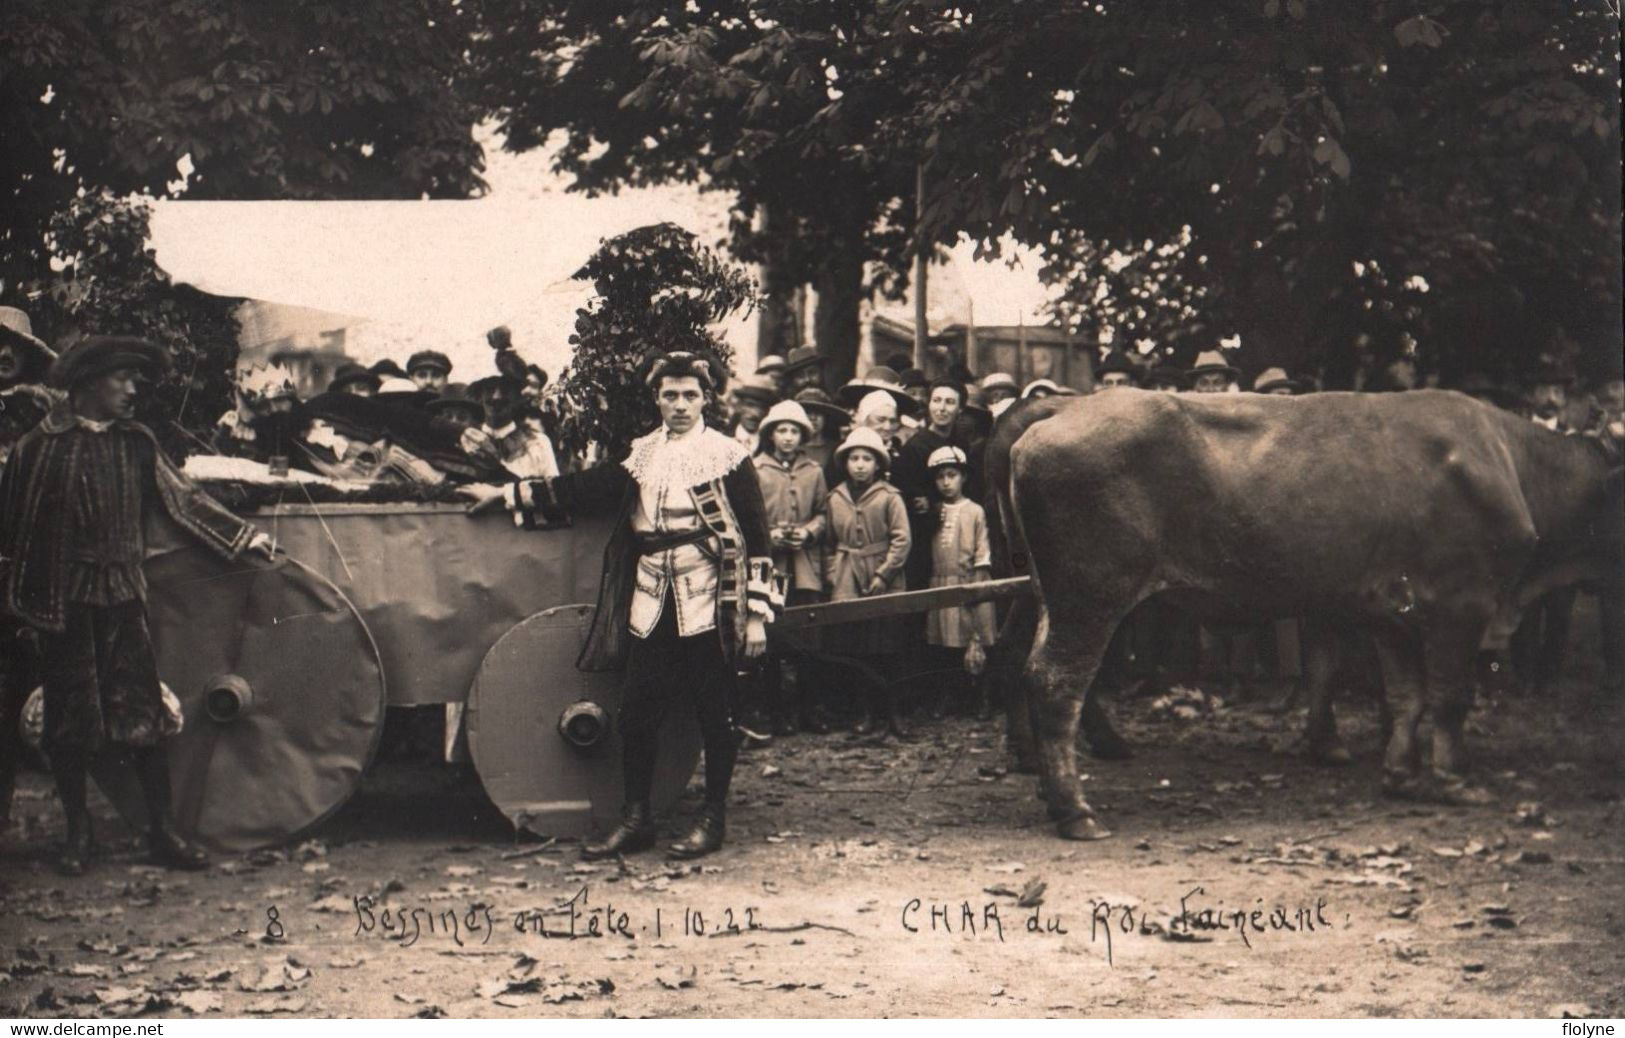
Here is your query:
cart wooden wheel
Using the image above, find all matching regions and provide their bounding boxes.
[101,548,386,852]
[466,604,702,838]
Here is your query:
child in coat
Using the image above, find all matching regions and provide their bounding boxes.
[751,401,831,734]
[823,426,912,738]
[924,446,998,716]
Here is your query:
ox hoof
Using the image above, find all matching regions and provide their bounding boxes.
[1085,732,1135,761]
[1055,814,1111,842]
[1433,773,1495,807]
[1380,771,1427,802]
[1008,754,1041,776]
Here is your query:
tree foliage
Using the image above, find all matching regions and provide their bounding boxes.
[552,223,756,460]
[26,192,242,461]
[469,1,924,380]
[889,0,1621,383]
[1,0,487,293]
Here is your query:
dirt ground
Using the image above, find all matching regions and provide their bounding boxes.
[3,636,1623,1020]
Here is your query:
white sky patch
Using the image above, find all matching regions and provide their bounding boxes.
[1220,333,1242,350]
[40,84,55,104]
[1404,274,1429,293]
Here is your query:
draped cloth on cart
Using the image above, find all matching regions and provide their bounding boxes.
[145,502,613,706]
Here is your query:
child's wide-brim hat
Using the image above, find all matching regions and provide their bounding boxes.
[834,426,891,472]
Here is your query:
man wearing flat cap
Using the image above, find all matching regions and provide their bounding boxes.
[0,336,276,875]
[486,350,778,860]
[406,350,453,395]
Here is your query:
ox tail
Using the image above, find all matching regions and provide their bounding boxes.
[1005,446,1045,620]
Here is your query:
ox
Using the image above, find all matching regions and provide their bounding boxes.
[1001,389,1621,840]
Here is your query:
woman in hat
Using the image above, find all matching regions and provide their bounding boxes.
[836,366,920,419]
[792,386,848,473]
[893,378,981,593]
[923,445,998,716]
[751,401,832,735]
[823,426,912,738]
[328,362,380,397]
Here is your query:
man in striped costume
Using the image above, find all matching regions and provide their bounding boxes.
[0,337,276,875]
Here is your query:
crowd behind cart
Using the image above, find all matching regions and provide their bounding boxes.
[3,304,1622,765]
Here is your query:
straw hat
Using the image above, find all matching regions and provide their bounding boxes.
[754,354,788,376]
[836,365,918,414]
[1022,378,1061,399]
[979,371,1019,399]
[0,306,57,377]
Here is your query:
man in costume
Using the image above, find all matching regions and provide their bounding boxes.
[0,336,277,874]
[488,351,777,859]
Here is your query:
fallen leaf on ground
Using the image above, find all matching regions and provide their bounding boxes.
[172,991,223,1014]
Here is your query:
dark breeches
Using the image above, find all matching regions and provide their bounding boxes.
[619,593,739,805]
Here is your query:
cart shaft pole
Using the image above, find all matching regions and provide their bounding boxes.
[775,577,1033,630]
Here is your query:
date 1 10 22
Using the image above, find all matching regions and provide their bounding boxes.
[656,906,764,937]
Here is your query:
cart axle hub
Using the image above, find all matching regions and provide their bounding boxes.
[204,674,254,723]
[558,701,610,750]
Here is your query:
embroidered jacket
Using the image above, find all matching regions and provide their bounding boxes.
[0,406,257,633]
[506,424,778,672]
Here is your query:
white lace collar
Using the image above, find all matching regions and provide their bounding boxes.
[622,423,747,489]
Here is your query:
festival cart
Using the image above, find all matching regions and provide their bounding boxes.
[94,465,1031,853]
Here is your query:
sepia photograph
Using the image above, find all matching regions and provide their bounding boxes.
[1,0,1621,1025]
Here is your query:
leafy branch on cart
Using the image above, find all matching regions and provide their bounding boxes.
[552,223,757,461]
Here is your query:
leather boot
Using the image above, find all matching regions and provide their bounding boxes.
[136,748,209,870]
[668,802,725,860]
[52,757,94,876]
[581,801,657,860]
[55,818,96,877]
[149,825,210,871]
